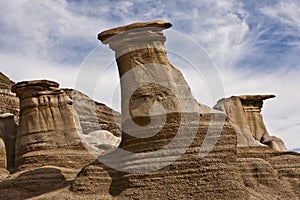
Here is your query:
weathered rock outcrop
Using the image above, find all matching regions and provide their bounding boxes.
[11,80,94,176]
[0,113,17,172]
[63,89,121,137]
[0,72,19,120]
[0,72,14,90]
[63,89,121,157]
[214,95,287,151]
[0,72,18,178]
[237,146,300,199]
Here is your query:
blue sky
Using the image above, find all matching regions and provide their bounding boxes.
[0,0,299,150]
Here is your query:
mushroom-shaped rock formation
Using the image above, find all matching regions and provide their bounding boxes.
[214,95,287,151]
[71,20,248,199]
[98,20,201,121]
[12,80,94,178]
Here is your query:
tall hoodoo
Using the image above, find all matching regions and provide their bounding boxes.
[98,20,205,156]
[12,80,93,173]
[98,20,199,122]
[72,20,247,199]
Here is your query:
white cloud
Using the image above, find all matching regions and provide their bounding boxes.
[0,0,299,149]
[261,1,300,29]
[260,0,300,48]
[0,53,78,87]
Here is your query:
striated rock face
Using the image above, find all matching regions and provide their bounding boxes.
[63,89,121,137]
[0,72,14,90]
[214,95,287,151]
[63,89,121,157]
[0,72,18,178]
[11,80,94,175]
[71,113,249,199]
[0,72,19,121]
[237,147,300,199]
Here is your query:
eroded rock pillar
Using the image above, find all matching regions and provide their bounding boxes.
[75,20,247,199]
[98,20,198,123]
[214,94,287,151]
[12,80,93,173]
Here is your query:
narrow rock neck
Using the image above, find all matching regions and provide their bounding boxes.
[107,29,171,77]
[115,42,170,77]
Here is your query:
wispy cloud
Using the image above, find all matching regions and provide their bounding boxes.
[0,0,299,149]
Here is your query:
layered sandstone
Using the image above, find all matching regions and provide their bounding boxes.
[63,89,121,157]
[63,89,121,137]
[0,72,19,120]
[0,72,18,178]
[214,95,287,151]
[0,72,14,90]
[70,20,246,199]
[237,147,300,199]
[11,80,93,176]
[72,113,250,199]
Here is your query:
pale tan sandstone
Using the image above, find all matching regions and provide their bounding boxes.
[98,20,204,122]
[214,95,287,151]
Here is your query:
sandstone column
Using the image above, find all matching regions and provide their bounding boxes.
[98,20,199,123]
[98,20,201,153]
[71,21,247,199]
[12,80,93,174]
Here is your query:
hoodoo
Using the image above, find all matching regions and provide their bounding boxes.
[12,80,93,175]
[214,95,287,151]
[71,20,246,199]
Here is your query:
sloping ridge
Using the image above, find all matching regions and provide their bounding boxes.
[0,72,14,90]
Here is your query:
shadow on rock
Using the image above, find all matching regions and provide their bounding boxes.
[0,167,70,200]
